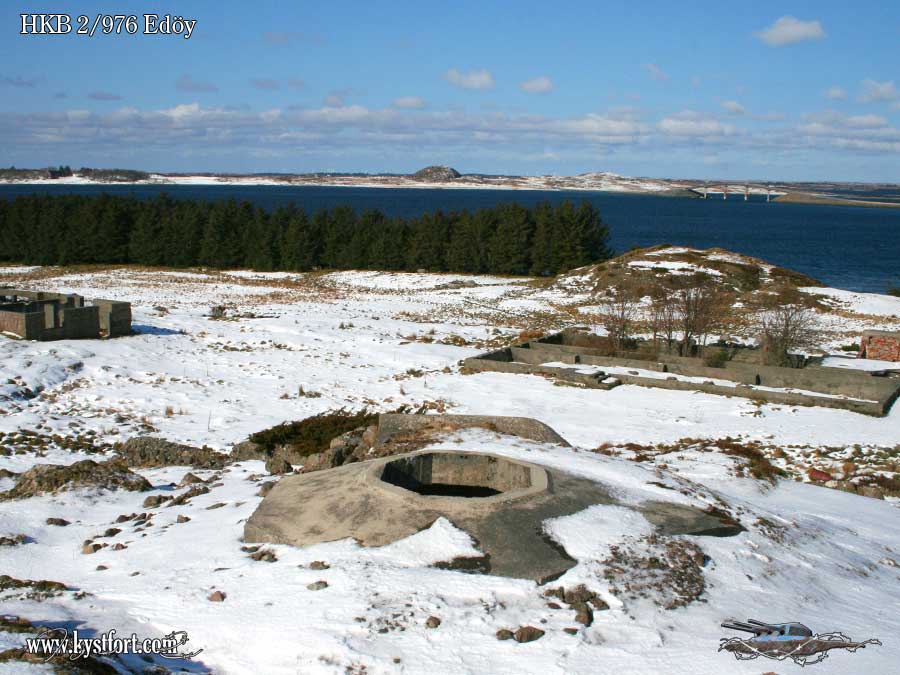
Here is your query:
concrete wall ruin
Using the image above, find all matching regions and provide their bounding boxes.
[463,331,900,417]
[0,288,131,341]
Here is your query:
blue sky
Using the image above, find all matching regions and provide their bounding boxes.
[1,1,899,180]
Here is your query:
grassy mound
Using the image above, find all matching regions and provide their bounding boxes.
[249,409,380,457]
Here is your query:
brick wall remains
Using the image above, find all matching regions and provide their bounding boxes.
[861,333,900,362]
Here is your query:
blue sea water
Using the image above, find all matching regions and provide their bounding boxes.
[1,184,898,293]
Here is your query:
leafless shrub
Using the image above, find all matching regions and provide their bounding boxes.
[675,280,734,356]
[596,283,642,353]
[754,296,820,366]
[649,284,681,355]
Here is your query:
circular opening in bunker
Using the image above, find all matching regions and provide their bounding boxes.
[380,452,533,498]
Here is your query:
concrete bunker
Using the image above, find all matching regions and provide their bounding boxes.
[0,288,132,341]
[245,415,745,583]
[379,452,536,498]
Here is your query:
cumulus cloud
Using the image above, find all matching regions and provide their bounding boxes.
[825,86,846,101]
[643,63,668,82]
[721,100,746,115]
[88,91,122,101]
[392,96,425,109]
[444,68,495,90]
[802,111,889,130]
[176,74,218,93]
[754,16,825,46]
[519,76,553,94]
[251,78,280,90]
[4,99,899,169]
[658,112,734,136]
[859,79,897,103]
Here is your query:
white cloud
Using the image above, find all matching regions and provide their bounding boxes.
[721,100,746,115]
[392,96,425,109]
[519,76,553,94]
[859,79,897,103]
[754,16,825,46]
[444,68,495,90]
[825,86,846,101]
[643,63,668,82]
[658,113,734,137]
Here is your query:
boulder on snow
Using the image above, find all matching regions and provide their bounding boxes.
[0,459,151,501]
[116,436,230,469]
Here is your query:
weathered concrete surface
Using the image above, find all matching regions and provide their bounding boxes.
[375,413,571,448]
[244,448,740,582]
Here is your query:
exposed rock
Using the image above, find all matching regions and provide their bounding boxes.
[206,502,226,510]
[858,486,885,499]
[117,436,230,469]
[176,515,191,523]
[257,481,276,497]
[230,440,266,462]
[425,616,441,629]
[563,627,579,635]
[265,454,293,475]
[0,534,27,546]
[208,590,226,602]
[562,585,594,605]
[411,166,461,182]
[514,626,545,643]
[306,580,328,591]
[45,518,70,527]
[250,549,277,562]
[572,602,593,627]
[178,472,206,487]
[82,542,103,554]
[0,575,68,598]
[1,458,151,500]
[101,528,121,538]
[826,480,858,494]
[0,469,17,479]
[309,560,330,570]
[496,629,514,641]
[142,494,171,508]
[808,468,833,482]
[167,485,210,507]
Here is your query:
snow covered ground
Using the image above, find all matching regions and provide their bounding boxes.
[1,263,898,674]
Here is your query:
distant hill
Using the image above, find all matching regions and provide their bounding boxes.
[411,166,461,182]
[553,245,822,297]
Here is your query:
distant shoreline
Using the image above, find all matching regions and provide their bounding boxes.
[775,192,900,209]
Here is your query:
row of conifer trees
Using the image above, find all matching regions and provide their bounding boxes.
[0,193,613,275]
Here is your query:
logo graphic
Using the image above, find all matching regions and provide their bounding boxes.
[719,619,881,667]
[24,628,202,662]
